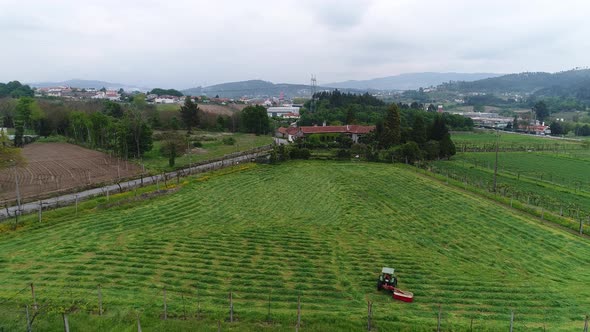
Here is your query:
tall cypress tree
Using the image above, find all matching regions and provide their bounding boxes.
[379,104,401,149]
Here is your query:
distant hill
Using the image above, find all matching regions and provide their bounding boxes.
[439,69,590,95]
[182,80,371,99]
[325,72,502,91]
[29,79,149,92]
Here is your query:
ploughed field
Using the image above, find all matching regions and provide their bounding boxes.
[0,142,141,204]
[1,161,590,331]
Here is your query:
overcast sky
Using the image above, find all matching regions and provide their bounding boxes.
[1,0,589,88]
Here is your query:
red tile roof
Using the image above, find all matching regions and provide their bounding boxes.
[278,127,299,135]
[299,125,374,134]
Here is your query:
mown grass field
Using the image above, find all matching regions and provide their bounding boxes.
[142,132,272,172]
[1,161,590,331]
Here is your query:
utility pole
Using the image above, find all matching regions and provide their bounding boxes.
[12,162,22,213]
[493,131,499,193]
[188,140,192,174]
[310,75,317,113]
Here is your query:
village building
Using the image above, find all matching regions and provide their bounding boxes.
[267,106,300,119]
[277,124,374,143]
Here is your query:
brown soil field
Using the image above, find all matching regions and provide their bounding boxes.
[200,103,246,115]
[0,143,141,204]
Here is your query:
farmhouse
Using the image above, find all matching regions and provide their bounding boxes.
[277,124,374,143]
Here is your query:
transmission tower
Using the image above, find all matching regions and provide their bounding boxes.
[310,75,317,113]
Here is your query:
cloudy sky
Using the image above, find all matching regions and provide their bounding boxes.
[1,0,589,88]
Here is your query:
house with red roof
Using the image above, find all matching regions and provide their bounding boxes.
[276,125,374,143]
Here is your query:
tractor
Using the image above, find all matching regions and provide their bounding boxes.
[377,267,413,302]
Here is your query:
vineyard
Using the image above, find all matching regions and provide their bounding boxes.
[451,131,587,152]
[0,143,141,204]
[1,161,590,331]
[430,132,590,234]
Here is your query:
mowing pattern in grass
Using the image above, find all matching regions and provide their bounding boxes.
[1,162,590,331]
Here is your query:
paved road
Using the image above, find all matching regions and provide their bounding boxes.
[0,149,271,221]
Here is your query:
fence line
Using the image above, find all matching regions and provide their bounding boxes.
[1,284,586,331]
[0,145,273,221]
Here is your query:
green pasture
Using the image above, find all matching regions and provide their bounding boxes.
[142,132,272,172]
[1,161,590,331]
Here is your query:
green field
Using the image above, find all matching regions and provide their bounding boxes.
[431,154,590,227]
[142,132,273,171]
[1,161,590,331]
[450,152,590,189]
[452,131,585,150]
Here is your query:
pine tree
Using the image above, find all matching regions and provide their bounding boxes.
[179,97,201,133]
[411,114,427,145]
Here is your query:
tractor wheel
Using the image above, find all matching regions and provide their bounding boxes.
[377,280,383,291]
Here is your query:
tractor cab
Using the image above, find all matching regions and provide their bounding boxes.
[377,267,398,289]
[376,266,414,302]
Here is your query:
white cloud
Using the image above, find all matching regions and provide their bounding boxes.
[0,0,588,88]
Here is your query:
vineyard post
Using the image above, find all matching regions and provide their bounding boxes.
[296,295,301,332]
[163,288,167,320]
[106,187,110,201]
[218,320,221,332]
[98,285,103,316]
[267,289,272,323]
[63,313,70,332]
[229,291,233,322]
[470,317,473,332]
[367,300,373,331]
[196,286,201,319]
[25,305,31,332]
[31,283,37,311]
[437,304,441,332]
[117,164,120,180]
[75,195,79,216]
[583,315,588,332]
[137,313,142,332]
[509,310,514,332]
[182,294,187,320]
[38,201,42,222]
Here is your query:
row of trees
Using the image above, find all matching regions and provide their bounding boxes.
[365,104,456,163]
[299,91,473,131]
[0,81,34,99]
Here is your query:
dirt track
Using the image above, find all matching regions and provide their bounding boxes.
[0,143,141,204]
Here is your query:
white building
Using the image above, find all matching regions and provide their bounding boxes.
[267,106,300,118]
[155,95,181,104]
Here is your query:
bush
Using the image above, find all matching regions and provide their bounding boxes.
[386,141,423,164]
[290,147,311,160]
[192,141,203,148]
[335,149,351,160]
[222,137,236,145]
